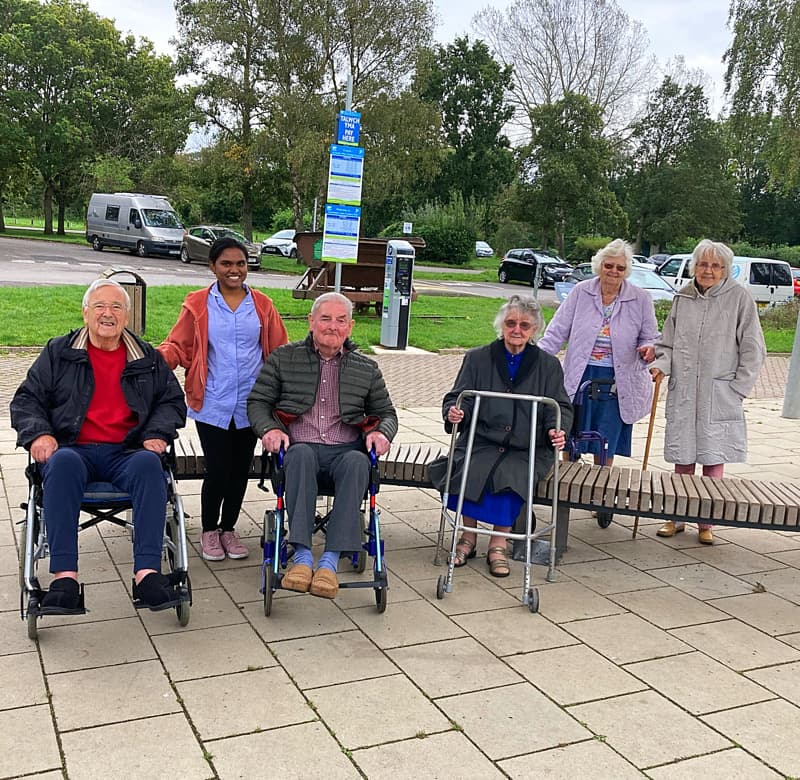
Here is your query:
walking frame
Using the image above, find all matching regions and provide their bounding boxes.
[433,390,562,613]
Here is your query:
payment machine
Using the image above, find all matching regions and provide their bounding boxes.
[380,239,415,349]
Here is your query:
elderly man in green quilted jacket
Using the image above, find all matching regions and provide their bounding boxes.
[247,292,397,599]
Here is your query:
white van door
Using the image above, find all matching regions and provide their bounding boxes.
[656,255,692,290]
[733,259,794,310]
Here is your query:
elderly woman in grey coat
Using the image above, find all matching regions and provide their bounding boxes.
[650,239,766,545]
[429,295,573,576]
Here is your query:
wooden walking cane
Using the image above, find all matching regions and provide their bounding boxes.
[633,372,663,538]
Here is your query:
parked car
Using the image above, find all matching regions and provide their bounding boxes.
[181,226,261,268]
[648,253,672,269]
[564,263,595,283]
[475,240,494,258]
[261,229,298,258]
[498,248,572,287]
[657,253,794,310]
[792,267,800,296]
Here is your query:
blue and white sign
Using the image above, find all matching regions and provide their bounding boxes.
[337,110,361,146]
[327,144,365,206]
[322,204,361,264]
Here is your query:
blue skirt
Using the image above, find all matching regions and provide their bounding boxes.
[573,365,632,459]
[447,490,523,528]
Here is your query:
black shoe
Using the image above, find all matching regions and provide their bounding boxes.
[132,572,182,611]
[41,577,82,612]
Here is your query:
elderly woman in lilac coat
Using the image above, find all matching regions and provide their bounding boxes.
[538,239,659,469]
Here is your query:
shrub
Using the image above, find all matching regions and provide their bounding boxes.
[570,236,613,262]
[760,297,800,330]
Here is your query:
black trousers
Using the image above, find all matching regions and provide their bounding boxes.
[196,420,257,532]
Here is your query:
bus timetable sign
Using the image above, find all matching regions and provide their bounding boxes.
[337,110,361,146]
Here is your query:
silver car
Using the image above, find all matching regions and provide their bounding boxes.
[181,226,261,269]
[261,229,298,258]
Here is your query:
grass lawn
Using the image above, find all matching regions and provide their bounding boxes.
[0,284,794,354]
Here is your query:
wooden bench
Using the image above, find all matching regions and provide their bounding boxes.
[173,436,800,552]
[171,437,444,489]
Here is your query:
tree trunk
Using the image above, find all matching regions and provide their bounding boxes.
[241,180,253,241]
[0,191,5,232]
[57,197,66,236]
[43,180,55,235]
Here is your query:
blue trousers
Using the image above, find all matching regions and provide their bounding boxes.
[41,444,166,573]
[284,442,368,553]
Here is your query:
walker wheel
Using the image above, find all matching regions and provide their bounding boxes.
[527,588,539,613]
[375,587,387,613]
[436,575,447,600]
[597,511,613,529]
[263,568,274,617]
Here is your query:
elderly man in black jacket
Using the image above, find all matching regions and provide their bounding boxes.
[10,279,186,612]
[248,292,397,599]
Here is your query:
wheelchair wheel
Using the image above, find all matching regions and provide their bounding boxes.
[263,567,274,617]
[27,610,38,640]
[374,586,387,613]
[18,520,28,590]
[176,574,191,627]
[597,511,613,529]
[527,587,539,614]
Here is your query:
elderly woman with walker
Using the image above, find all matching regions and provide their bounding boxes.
[429,295,572,580]
[650,239,766,545]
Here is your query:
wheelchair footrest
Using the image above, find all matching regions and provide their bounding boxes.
[133,592,189,612]
[27,585,88,617]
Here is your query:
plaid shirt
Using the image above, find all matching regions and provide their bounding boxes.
[287,351,359,445]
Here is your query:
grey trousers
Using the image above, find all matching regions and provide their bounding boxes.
[284,441,369,553]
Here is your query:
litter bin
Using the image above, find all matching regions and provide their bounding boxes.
[100,268,147,335]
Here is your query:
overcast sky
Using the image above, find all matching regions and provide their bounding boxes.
[85,0,731,109]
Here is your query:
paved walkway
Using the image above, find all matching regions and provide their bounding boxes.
[2,353,800,779]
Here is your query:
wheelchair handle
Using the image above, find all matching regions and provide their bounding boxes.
[369,445,378,467]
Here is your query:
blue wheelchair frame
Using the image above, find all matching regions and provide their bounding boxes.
[259,446,388,616]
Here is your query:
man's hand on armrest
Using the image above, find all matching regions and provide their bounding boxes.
[143,438,167,454]
[262,429,290,454]
[30,434,58,463]
[365,431,391,457]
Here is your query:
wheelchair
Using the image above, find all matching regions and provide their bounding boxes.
[258,445,388,616]
[18,453,192,640]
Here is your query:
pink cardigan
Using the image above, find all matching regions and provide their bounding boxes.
[538,277,659,424]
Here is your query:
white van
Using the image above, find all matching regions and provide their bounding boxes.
[86,193,184,258]
[656,253,794,310]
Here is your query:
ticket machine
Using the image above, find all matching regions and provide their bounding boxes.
[380,239,415,349]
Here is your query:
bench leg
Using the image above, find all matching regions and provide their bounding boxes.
[529,504,570,569]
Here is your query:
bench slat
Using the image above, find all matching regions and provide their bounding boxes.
[689,474,713,519]
[671,473,687,516]
[679,474,700,517]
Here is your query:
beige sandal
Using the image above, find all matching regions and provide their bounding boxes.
[487,546,510,578]
[453,536,477,567]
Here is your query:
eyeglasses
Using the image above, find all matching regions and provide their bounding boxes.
[503,319,533,331]
[602,263,627,272]
[696,262,723,271]
[89,302,125,313]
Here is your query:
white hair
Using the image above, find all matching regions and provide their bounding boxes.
[590,238,633,278]
[82,279,131,309]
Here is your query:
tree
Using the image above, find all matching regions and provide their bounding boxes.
[1,0,191,234]
[518,92,624,256]
[473,0,654,135]
[415,37,515,210]
[725,0,800,188]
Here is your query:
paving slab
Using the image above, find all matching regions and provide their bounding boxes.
[702,699,800,777]
[352,729,505,779]
[536,579,626,623]
[177,666,313,740]
[271,630,398,689]
[60,713,211,780]
[558,558,664,595]
[570,690,731,768]
[308,674,451,749]
[646,747,783,779]
[0,704,61,777]
[0,650,47,710]
[707,591,800,635]
[499,739,646,779]
[508,644,647,705]
[208,721,360,779]
[437,682,590,759]
[745,660,800,707]
[608,587,729,629]
[651,563,756,600]
[624,651,774,714]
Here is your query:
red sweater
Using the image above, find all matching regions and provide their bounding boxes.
[77,343,138,443]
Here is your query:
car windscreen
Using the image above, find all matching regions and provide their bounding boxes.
[629,267,672,290]
[219,228,247,243]
[143,209,182,228]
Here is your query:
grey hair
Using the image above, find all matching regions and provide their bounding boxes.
[493,295,545,342]
[590,238,633,278]
[689,239,734,278]
[310,292,353,318]
[82,279,131,309]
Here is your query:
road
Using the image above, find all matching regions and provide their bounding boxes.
[0,236,558,305]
